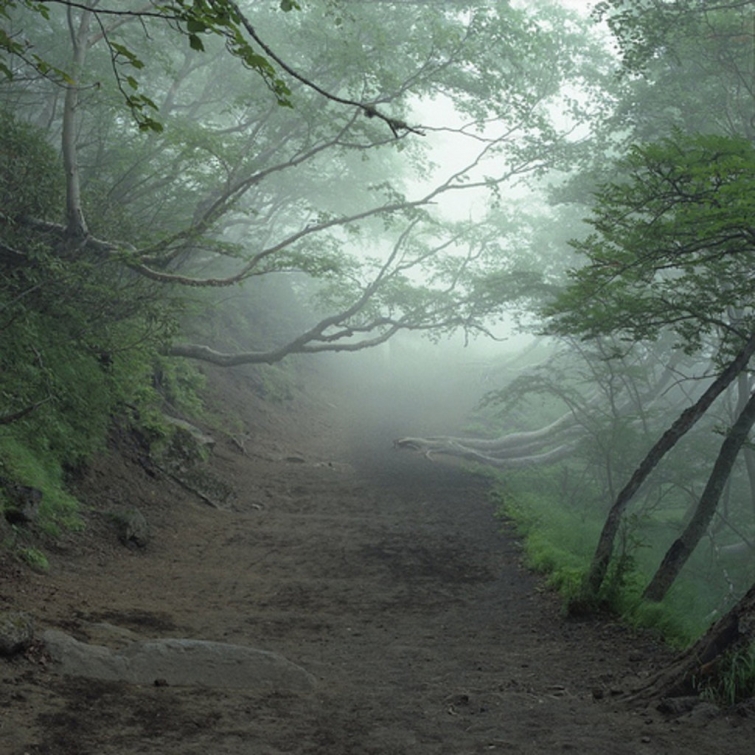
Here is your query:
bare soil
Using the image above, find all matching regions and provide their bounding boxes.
[2,360,754,754]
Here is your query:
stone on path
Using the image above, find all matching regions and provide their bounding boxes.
[42,629,315,692]
[0,610,35,655]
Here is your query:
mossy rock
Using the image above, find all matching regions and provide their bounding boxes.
[0,610,35,655]
[156,417,215,469]
[109,508,150,549]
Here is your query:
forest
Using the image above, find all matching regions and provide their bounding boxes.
[3,0,755,712]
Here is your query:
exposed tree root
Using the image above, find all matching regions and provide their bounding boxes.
[628,582,755,703]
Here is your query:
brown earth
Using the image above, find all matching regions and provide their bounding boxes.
[1,357,755,754]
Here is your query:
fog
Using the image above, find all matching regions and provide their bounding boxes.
[320,332,519,444]
[4,0,755,655]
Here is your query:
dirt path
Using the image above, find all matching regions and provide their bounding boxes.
[1,364,754,754]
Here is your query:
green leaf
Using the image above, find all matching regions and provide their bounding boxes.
[110,41,145,70]
[547,133,755,351]
[186,19,209,34]
[188,33,205,52]
[138,118,164,133]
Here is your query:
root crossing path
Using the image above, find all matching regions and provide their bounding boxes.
[2,368,753,754]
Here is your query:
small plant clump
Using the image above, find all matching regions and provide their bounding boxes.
[17,546,49,572]
[700,644,755,707]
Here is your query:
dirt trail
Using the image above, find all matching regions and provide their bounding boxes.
[1,363,754,754]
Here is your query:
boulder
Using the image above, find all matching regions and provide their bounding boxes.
[42,629,315,692]
[161,417,215,466]
[2,483,42,525]
[111,508,150,548]
[0,610,35,655]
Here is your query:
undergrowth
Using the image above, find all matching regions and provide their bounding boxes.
[0,111,206,564]
[490,469,753,650]
[0,437,84,535]
[700,644,755,706]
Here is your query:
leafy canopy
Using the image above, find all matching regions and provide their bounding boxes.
[0,0,298,131]
[546,132,755,353]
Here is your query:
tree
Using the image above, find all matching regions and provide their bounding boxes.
[545,132,755,599]
[595,0,755,126]
[1,0,607,366]
[582,336,755,600]
[548,133,755,348]
[554,1,755,212]
[631,577,755,703]
[643,386,755,602]
[395,333,689,478]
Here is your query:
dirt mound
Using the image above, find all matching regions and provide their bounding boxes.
[1,361,754,754]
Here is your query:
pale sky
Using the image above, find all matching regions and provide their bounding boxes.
[513,0,596,16]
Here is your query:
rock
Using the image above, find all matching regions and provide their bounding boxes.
[111,508,150,548]
[85,622,140,649]
[658,696,721,721]
[2,483,42,525]
[657,696,700,715]
[0,611,35,655]
[686,701,721,723]
[161,417,215,466]
[163,416,215,447]
[42,629,316,692]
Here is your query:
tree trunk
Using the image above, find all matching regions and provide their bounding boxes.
[583,331,755,599]
[62,7,92,240]
[630,579,755,701]
[642,387,755,602]
[737,372,755,518]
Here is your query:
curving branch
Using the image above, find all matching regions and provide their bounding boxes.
[0,396,52,425]
[163,218,474,365]
[221,0,425,138]
[394,410,585,469]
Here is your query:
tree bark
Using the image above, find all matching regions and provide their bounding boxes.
[62,7,92,240]
[736,372,755,518]
[393,410,583,468]
[630,579,755,701]
[583,331,755,599]
[643,387,755,602]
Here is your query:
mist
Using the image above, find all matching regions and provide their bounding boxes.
[321,333,512,442]
[4,0,755,708]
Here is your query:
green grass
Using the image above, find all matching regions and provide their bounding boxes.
[0,436,83,535]
[700,644,755,706]
[490,473,751,648]
[17,546,49,571]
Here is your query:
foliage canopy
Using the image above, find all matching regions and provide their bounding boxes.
[547,132,755,355]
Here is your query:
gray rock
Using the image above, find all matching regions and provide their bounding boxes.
[42,629,315,692]
[163,416,215,449]
[0,610,35,655]
[2,484,42,525]
[687,701,721,723]
[111,508,150,548]
[86,622,140,649]
[161,417,215,466]
[657,696,700,715]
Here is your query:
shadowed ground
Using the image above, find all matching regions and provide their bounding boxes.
[1,361,753,754]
